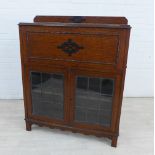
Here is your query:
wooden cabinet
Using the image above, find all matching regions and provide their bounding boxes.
[19,16,131,147]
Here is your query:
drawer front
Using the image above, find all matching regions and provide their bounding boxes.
[26,32,119,65]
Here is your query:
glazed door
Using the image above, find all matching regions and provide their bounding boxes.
[70,69,121,131]
[24,64,69,125]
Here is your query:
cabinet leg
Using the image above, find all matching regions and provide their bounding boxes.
[26,121,32,131]
[111,136,118,147]
[118,126,120,136]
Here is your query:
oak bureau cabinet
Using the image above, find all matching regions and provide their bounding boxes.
[19,16,131,147]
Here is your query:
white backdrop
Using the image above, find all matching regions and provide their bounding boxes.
[0,0,153,99]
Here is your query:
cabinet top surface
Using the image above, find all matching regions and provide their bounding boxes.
[19,16,131,29]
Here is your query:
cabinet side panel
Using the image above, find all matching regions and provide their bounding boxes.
[19,26,29,120]
[114,29,131,134]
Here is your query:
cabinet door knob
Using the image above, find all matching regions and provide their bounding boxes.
[57,39,84,56]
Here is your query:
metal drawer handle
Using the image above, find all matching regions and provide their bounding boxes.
[57,39,84,56]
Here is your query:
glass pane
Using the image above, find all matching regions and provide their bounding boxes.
[75,76,114,127]
[31,71,64,119]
